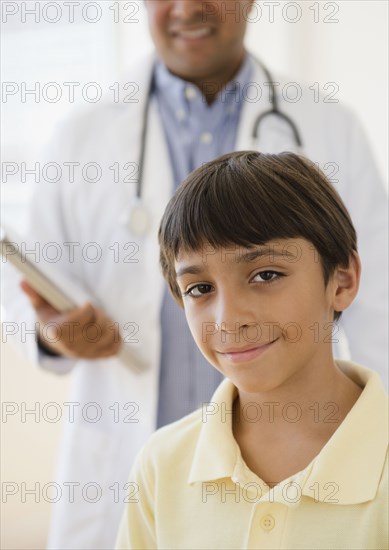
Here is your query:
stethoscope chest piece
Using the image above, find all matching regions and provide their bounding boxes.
[125,197,150,237]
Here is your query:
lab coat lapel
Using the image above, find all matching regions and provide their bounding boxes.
[118,52,156,192]
[138,95,174,333]
[142,97,174,226]
[134,55,173,369]
[107,53,172,373]
[121,52,173,226]
[235,55,271,151]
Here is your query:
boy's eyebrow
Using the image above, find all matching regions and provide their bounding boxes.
[176,265,205,278]
[237,248,297,262]
[176,247,297,278]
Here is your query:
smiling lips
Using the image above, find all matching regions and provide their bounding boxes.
[218,340,278,363]
[171,27,213,40]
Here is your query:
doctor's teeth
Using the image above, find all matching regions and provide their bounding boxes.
[179,28,211,38]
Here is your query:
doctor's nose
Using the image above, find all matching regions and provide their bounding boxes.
[170,0,204,21]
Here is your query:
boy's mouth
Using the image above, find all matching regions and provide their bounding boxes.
[217,339,279,363]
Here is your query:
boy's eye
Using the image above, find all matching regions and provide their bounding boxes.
[183,283,213,298]
[252,271,282,283]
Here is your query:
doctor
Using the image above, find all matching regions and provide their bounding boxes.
[3,1,387,549]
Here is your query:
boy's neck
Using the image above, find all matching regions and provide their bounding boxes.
[232,358,363,487]
[234,357,362,424]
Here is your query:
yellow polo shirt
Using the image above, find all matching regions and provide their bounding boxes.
[116,361,388,549]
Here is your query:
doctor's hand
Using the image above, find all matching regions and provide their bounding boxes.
[20,281,122,359]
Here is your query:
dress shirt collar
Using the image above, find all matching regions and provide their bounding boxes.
[188,361,388,506]
[153,52,253,116]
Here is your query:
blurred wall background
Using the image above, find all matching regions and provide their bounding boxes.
[1,1,388,549]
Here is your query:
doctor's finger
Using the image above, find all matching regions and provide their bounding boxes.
[73,334,122,359]
[20,280,59,315]
[86,307,122,341]
[55,303,98,342]
[58,305,101,347]
[37,304,98,354]
[77,313,122,358]
[51,306,121,358]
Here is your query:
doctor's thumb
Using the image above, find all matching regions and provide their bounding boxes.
[20,280,53,310]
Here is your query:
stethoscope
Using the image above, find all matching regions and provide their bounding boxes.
[123,56,303,236]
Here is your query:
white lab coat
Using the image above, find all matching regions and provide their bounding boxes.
[2,52,388,549]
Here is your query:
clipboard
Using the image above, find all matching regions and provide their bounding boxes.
[1,228,80,312]
[1,226,145,371]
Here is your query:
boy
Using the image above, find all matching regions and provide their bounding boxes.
[116,151,388,549]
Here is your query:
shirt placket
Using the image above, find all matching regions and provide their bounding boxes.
[231,456,294,549]
[184,83,236,171]
[247,501,288,549]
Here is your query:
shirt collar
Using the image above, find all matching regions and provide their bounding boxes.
[302,361,388,504]
[153,52,253,115]
[188,378,238,483]
[188,361,388,506]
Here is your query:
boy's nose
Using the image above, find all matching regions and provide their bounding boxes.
[214,291,257,336]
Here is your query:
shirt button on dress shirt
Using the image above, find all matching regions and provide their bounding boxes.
[175,109,186,122]
[200,132,213,144]
[185,86,197,100]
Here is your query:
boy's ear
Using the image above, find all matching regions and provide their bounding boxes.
[331,252,361,313]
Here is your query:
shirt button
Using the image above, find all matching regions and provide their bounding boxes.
[185,86,197,100]
[260,514,275,531]
[200,132,213,144]
[175,109,186,122]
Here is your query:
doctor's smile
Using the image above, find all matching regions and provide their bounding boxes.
[169,25,214,42]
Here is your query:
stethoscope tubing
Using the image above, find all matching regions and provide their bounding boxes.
[126,55,303,236]
[136,55,302,200]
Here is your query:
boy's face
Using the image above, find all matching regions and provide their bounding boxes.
[145,0,253,81]
[175,238,350,394]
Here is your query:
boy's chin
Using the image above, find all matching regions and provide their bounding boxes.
[230,373,286,395]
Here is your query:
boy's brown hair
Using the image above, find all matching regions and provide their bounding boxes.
[158,151,357,321]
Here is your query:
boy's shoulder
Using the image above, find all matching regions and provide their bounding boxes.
[144,407,204,460]
[336,359,388,396]
[131,407,205,487]
[135,378,236,477]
